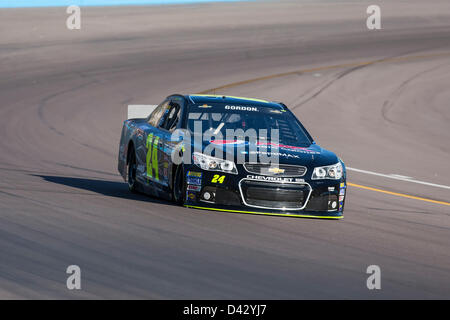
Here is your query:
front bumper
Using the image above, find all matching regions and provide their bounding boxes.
[184,167,346,219]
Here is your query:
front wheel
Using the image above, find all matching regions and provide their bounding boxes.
[172,165,186,205]
[127,148,139,193]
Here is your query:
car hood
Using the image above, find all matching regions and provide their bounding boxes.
[193,139,339,168]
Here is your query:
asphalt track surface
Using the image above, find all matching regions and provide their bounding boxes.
[1,0,450,299]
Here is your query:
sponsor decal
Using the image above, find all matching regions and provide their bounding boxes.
[249,151,300,159]
[187,191,196,200]
[257,142,320,154]
[225,105,258,112]
[210,139,246,146]
[187,177,202,186]
[328,187,335,192]
[339,182,346,196]
[187,185,201,191]
[198,104,212,109]
[187,171,202,178]
[246,175,305,183]
[339,195,345,202]
[207,141,319,156]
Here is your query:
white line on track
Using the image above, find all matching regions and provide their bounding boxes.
[347,167,450,190]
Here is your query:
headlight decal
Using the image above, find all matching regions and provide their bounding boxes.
[192,152,238,174]
[312,162,343,180]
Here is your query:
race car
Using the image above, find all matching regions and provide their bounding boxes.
[118,94,346,219]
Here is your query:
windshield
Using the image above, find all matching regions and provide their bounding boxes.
[187,103,313,147]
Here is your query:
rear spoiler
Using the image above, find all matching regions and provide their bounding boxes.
[127,105,158,120]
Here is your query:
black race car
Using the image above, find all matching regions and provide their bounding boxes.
[118,94,346,219]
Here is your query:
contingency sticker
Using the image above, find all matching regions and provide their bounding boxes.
[187,185,201,191]
[187,177,202,186]
[186,191,196,201]
[187,171,203,178]
[339,182,346,211]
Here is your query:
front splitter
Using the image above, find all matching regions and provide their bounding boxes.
[184,205,343,220]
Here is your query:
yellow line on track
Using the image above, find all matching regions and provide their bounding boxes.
[348,183,450,206]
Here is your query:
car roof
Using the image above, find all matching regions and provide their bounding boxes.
[186,94,284,109]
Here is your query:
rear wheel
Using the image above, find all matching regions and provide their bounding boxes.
[127,148,139,193]
[172,165,186,205]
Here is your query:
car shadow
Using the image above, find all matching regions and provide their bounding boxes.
[34,175,173,205]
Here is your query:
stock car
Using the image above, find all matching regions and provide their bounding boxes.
[118,94,346,219]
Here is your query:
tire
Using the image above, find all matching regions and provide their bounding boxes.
[127,147,139,193]
[172,165,186,205]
